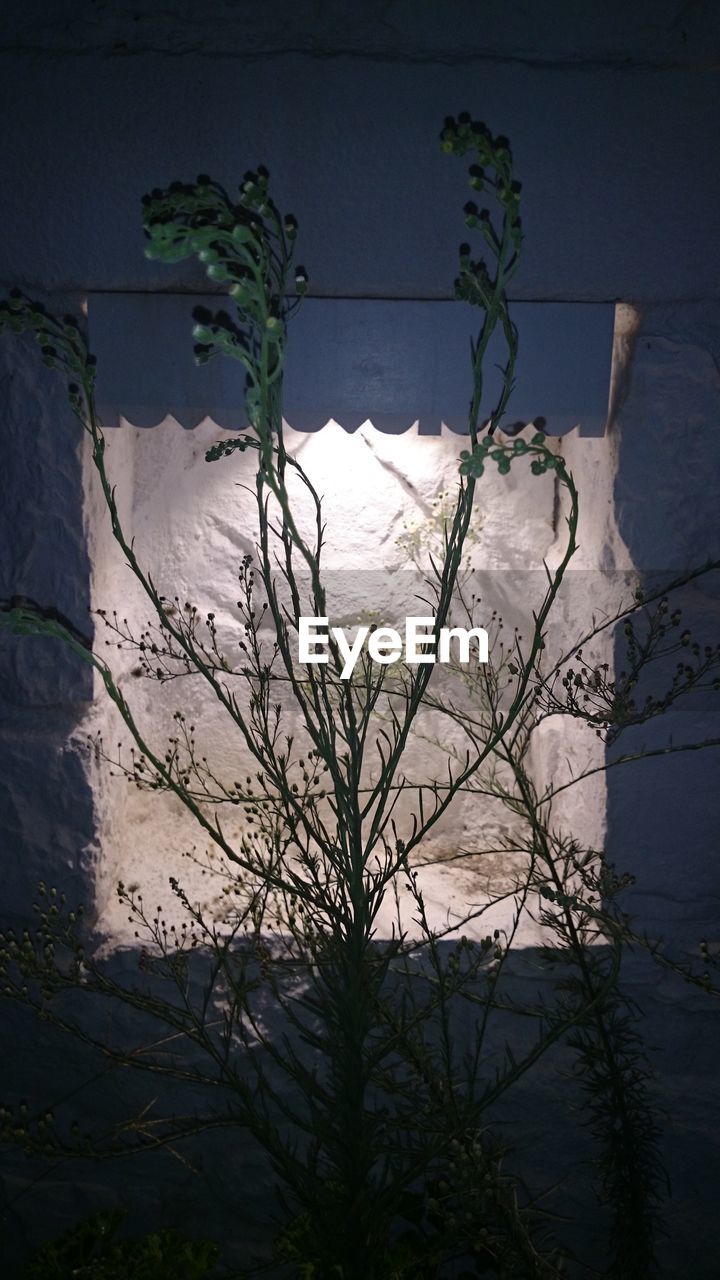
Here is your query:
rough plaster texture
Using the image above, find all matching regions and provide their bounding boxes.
[609,303,720,939]
[601,308,720,1276]
[1,4,719,1274]
[0,328,96,923]
[81,413,625,945]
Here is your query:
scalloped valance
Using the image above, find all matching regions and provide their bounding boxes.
[89,295,613,436]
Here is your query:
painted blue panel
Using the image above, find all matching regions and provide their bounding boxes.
[90,294,613,436]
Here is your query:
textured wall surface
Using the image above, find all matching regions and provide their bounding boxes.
[0,325,96,917]
[82,416,622,945]
[1,2,719,1275]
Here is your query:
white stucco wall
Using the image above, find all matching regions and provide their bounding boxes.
[82,411,626,945]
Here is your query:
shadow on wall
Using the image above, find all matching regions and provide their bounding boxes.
[0,331,96,917]
[606,303,720,1275]
[0,944,716,1277]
